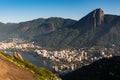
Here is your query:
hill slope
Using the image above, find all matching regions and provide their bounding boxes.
[61,56,120,80]
[0,55,36,80]
[0,52,61,80]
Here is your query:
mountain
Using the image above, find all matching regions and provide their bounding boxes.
[61,56,120,80]
[0,8,120,50]
[0,17,76,40]
[0,22,18,40]
[13,17,77,40]
[32,8,120,49]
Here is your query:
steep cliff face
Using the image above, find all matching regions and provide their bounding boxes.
[93,8,104,28]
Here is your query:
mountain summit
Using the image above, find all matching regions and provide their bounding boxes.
[92,8,104,27]
[74,8,104,29]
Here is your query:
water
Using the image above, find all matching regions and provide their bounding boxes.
[6,51,53,71]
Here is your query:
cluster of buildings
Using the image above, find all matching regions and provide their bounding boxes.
[0,39,118,73]
[34,47,114,73]
[0,41,40,51]
[35,48,114,62]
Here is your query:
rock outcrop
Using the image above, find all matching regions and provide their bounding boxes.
[13,52,24,61]
[92,8,104,28]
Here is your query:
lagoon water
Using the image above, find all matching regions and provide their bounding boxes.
[6,51,53,71]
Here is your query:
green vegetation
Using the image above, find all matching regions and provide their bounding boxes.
[0,52,61,80]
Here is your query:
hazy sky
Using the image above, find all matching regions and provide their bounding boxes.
[0,0,120,23]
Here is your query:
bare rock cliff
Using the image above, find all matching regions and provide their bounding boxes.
[93,8,104,28]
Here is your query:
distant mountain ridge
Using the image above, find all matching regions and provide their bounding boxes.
[0,8,120,50]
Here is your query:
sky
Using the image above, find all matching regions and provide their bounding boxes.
[0,0,120,23]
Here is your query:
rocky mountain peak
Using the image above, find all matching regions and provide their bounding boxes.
[73,8,104,29]
[92,8,104,27]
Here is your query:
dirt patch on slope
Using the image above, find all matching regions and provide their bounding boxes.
[0,56,36,80]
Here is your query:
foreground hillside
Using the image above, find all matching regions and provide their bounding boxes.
[61,56,120,80]
[0,52,61,80]
[0,55,36,80]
